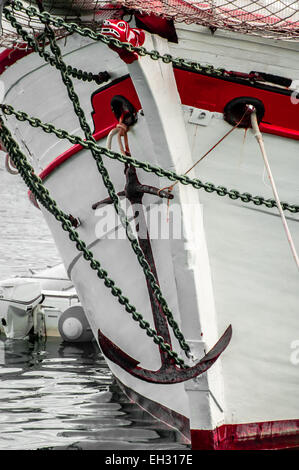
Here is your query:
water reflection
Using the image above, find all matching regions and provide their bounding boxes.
[0,335,189,450]
[0,159,189,451]
[0,156,61,281]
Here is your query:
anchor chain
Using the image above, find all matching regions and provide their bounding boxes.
[6,1,225,77]
[3,7,110,86]
[1,1,297,377]
[1,9,193,364]
[0,117,189,369]
[67,68,110,86]
[2,104,298,214]
[41,21,192,358]
[3,4,298,214]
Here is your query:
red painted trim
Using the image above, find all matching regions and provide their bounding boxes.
[0,47,33,75]
[28,69,299,206]
[91,75,141,135]
[28,125,115,206]
[191,419,299,450]
[37,126,115,181]
[28,75,142,206]
[174,69,299,141]
[2,43,297,141]
[259,123,299,141]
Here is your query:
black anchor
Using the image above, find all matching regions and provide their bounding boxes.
[94,165,232,384]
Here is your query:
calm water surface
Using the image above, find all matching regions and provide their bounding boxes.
[0,158,189,450]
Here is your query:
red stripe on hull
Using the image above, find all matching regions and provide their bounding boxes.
[191,420,299,450]
[37,126,117,181]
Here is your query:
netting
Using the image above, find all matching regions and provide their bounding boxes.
[0,0,299,48]
[0,1,124,48]
[123,1,299,38]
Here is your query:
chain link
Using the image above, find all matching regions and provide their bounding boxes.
[6,1,225,77]
[2,104,298,214]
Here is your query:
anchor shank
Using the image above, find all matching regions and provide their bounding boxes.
[137,216,173,348]
[125,166,173,360]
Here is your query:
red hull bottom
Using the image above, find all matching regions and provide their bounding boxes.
[191,420,299,450]
[115,376,299,450]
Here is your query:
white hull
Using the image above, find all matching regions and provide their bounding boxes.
[1,23,299,448]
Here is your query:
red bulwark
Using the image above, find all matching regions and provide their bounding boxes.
[91,75,141,135]
[37,76,141,182]
[175,69,299,140]
[0,47,32,75]
[191,419,299,450]
[23,71,299,206]
[28,70,299,204]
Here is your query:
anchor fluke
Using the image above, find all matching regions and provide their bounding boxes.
[98,324,232,384]
[98,329,140,369]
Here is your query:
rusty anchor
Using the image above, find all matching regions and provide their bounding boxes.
[94,165,232,384]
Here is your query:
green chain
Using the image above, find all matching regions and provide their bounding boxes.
[2,104,298,214]
[67,68,110,86]
[5,3,298,213]
[3,8,110,86]
[43,23,192,356]
[0,116,189,368]
[2,1,298,367]
[6,1,224,77]
[2,6,193,362]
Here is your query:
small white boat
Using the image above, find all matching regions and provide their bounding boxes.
[0,264,93,342]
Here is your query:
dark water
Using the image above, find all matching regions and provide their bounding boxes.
[0,335,189,451]
[0,159,189,450]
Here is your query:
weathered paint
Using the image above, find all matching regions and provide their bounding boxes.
[191,420,299,450]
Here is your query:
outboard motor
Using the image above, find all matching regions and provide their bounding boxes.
[0,280,44,339]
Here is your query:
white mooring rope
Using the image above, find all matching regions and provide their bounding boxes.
[250,107,299,271]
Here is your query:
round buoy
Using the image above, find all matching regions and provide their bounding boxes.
[58,305,93,342]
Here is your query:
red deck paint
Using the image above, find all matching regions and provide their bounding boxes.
[37,76,141,182]
[91,75,141,135]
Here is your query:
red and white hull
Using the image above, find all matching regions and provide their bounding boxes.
[1,21,299,449]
